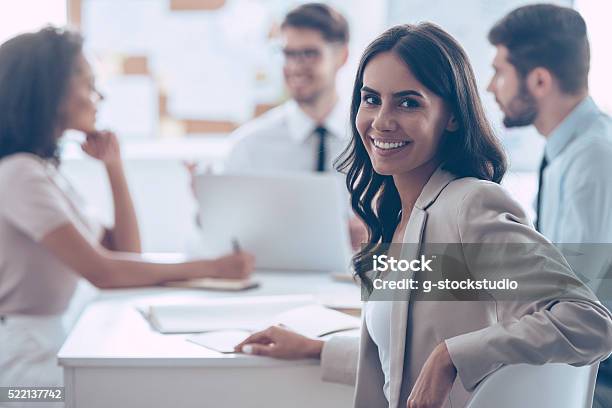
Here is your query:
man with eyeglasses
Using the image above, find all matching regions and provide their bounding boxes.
[223,3,349,174]
[191,3,367,249]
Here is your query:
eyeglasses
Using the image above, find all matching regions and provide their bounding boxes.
[281,47,323,65]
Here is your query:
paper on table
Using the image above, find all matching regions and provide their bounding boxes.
[272,304,360,338]
[187,330,252,353]
[142,295,360,338]
[186,305,359,354]
[143,295,315,334]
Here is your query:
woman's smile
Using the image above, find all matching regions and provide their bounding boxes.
[369,136,413,156]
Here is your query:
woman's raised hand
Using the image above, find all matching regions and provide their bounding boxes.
[82,130,121,168]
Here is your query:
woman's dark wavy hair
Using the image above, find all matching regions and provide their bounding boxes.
[335,23,507,291]
[0,27,83,163]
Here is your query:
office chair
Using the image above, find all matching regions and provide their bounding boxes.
[466,363,599,408]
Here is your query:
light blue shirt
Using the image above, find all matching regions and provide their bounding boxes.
[536,96,612,305]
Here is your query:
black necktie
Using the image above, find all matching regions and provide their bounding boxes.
[535,155,548,232]
[314,126,328,172]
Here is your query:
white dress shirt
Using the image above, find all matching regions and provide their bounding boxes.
[223,98,350,173]
[536,96,612,308]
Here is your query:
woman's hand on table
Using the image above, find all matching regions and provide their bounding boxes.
[234,325,324,359]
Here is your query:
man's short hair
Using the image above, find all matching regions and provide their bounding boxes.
[281,3,349,44]
[488,3,589,94]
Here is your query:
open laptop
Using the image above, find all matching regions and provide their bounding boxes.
[195,172,352,272]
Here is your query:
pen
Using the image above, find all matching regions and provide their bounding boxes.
[232,238,241,253]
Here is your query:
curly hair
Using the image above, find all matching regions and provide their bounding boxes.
[0,26,83,163]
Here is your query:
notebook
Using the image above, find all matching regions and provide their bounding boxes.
[162,278,260,291]
[187,330,252,353]
[139,295,360,336]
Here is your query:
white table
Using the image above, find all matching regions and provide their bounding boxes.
[58,271,360,408]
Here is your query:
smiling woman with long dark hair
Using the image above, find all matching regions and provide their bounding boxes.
[236,23,612,408]
[338,23,507,293]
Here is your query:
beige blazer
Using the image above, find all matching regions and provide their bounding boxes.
[321,168,612,408]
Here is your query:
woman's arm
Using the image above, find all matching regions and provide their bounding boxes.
[42,223,254,288]
[234,325,361,386]
[235,325,325,359]
[103,159,141,252]
[407,182,612,408]
[446,182,612,391]
[83,131,141,252]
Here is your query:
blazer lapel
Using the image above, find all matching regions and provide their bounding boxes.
[387,167,456,407]
[388,208,427,408]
